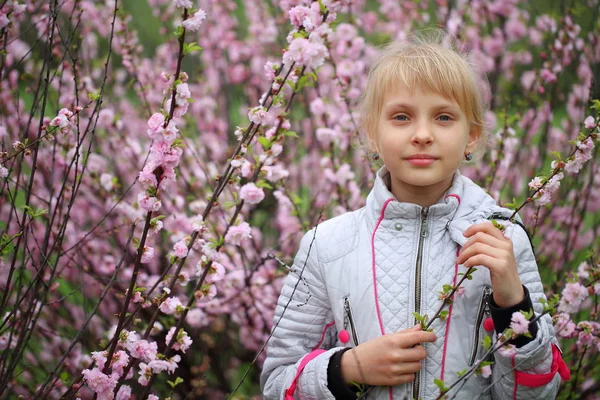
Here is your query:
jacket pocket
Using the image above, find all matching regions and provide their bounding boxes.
[469,286,491,366]
[342,296,360,346]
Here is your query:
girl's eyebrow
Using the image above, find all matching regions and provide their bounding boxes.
[384,102,459,113]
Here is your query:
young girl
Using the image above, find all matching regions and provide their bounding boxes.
[260,36,568,400]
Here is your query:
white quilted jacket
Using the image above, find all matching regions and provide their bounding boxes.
[261,168,562,400]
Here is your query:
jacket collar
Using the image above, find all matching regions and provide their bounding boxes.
[365,167,502,246]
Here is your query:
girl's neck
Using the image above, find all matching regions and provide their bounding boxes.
[385,172,455,208]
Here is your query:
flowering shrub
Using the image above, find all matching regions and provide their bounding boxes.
[0,0,599,398]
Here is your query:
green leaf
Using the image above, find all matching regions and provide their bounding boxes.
[167,376,184,388]
[434,378,448,393]
[88,92,101,101]
[256,180,273,189]
[284,130,298,137]
[590,99,600,111]
[482,335,492,351]
[258,136,272,150]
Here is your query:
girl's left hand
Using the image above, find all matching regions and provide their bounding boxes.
[457,221,524,308]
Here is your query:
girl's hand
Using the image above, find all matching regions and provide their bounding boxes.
[457,221,525,308]
[340,325,437,386]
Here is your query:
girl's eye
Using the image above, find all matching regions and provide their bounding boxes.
[438,115,452,122]
[393,115,408,121]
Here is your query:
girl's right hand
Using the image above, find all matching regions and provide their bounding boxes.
[340,324,437,386]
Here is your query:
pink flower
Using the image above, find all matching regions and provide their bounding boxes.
[225,222,252,246]
[139,166,158,189]
[116,385,131,400]
[559,282,589,313]
[148,354,181,374]
[159,297,184,315]
[165,327,193,353]
[138,192,162,212]
[0,167,8,178]
[283,37,328,69]
[125,339,157,362]
[111,350,129,377]
[528,176,544,190]
[148,395,159,400]
[175,83,191,107]
[174,0,192,8]
[554,313,576,338]
[584,116,597,129]
[147,113,165,135]
[315,127,339,145]
[510,312,529,335]
[248,106,269,125]
[173,239,189,258]
[497,343,517,357]
[183,9,207,31]
[82,368,118,400]
[239,182,265,205]
[480,364,492,378]
[540,69,557,84]
[141,246,154,264]
[138,363,152,386]
[206,261,226,283]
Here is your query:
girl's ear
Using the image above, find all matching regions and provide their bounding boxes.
[466,123,481,151]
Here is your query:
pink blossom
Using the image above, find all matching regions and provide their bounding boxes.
[528,176,544,190]
[111,350,129,377]
[584,116,597,130]
[159,296,184,315]
[82,368,118,400]
[315,127,339,145]
[148,354,181,374]
[125,339,157,362]
[138,363,152,386]
[558,282,589,313]
[186,308,207,328]
[239,182,265,205]
[263,164,289,182]
[175,83,191,107]
[283,37,328,69]
[139,166,158,189]
[480,364,492,378]
[225,222,252,245]
[0,167,8,178]
[182,9,207,31]
[174,0,192,8]
[173,239,189,258]
[497,343,517,357]
[248,106,269,125]
[116,385,132,400]
[510,311,530,335]
[0,14,9,30]
[147,113,165,135]
[165,327,193,353]
[138,192,162,212]
[141,246,154,264]
[206,261,226,283]
[540,69,558,84]
[148,395,159,400]
[554,313,576,338]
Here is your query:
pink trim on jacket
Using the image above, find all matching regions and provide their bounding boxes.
[371,198,396,336]
[440,245,460,382]
[284,349,327,400]
[513,344,570,392]
[312,321,335,351]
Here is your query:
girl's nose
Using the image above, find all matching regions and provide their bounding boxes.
[411,121,434,145]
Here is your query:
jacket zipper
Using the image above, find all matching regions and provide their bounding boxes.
[469,286,491,366]
[343,297,359,346]
[412,207,429,400]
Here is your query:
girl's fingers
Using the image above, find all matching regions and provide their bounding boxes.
[460,231,508,254]
[463,221,509,242]
[457,242,503,265]
[398,346,427,362]
[393,361,423,375]
[460,253,499,270]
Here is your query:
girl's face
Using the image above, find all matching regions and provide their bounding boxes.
[375,84,479,203]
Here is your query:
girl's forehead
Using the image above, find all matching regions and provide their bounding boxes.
[381,84,460,107]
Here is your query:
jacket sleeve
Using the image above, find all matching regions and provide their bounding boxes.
[490,221,566,399]
[260,228,346,400]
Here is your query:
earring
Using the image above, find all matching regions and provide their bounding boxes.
[372,152,380,161]
[465,152,473,161]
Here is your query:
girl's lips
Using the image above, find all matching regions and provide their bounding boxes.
[406,158,436,166]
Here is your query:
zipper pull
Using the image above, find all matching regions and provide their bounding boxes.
[421,207,429,238]
[482,288,494,332]
[339,299,350,344]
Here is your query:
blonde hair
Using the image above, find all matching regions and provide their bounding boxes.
[359,32,490,163]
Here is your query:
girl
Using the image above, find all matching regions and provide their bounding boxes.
[260,35,568,399]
